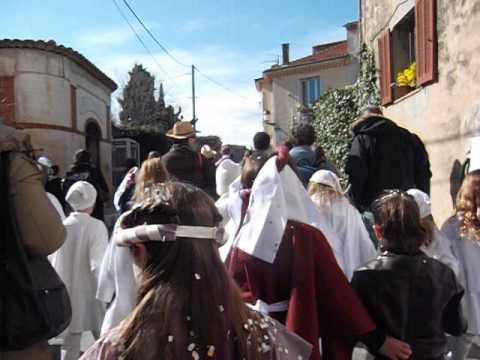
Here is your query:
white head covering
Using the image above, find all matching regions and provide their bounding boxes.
[216,158,241,196]
[66,181,97,211]
[309,170,343,193]
[234,156,343,267]
[407,188,431,219]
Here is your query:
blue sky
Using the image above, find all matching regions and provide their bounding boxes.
[2,0,358,145]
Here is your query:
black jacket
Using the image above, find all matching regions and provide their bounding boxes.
[345,116,431,211]
[63,162,109,221]
[161,144,207,190]
[352,251,466,360]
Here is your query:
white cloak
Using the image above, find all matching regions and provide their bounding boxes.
[442,216,480,334]
[52,212,108,333]
[422,227,460,276]
[96,216,137,335]
[316,196,377,280]
[217,157,345,271]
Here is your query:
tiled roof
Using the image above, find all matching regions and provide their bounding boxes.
[290,40,349,66]
[0,39,117,91]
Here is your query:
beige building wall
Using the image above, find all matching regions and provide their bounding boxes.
[0,47,114,188]
[361,0,480,224]
[264,60,359,145]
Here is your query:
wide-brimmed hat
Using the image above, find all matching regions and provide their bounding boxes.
[166,121,197,139]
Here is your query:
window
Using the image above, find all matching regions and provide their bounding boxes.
[301,77,321,106]
[378,0,437,105]
[391,10,416,100]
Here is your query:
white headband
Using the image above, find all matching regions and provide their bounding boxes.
[114,224,226,246]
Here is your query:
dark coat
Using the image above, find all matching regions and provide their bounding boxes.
[63,162,109,221]
[345,116,431,211]
[351,251,466,360]
[161,144,207,191]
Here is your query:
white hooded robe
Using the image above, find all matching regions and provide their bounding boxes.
[52,212,108,334]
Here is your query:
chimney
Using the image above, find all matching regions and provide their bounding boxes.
[281,43,290,65]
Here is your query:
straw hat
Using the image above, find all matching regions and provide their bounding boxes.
[166,121,197,139]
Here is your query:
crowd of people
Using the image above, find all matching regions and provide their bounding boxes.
[1,104,480,360]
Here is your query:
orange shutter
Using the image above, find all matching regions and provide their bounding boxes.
[378,31,392,105]
[416,0,437,86]
[0,76,15,124]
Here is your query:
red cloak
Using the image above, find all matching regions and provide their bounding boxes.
[226,220,376,360]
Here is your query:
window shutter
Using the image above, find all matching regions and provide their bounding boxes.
[0,76,15,124]
[378,30,392,105]
[416,0,437,86]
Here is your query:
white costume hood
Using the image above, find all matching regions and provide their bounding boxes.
[234,155,343,267]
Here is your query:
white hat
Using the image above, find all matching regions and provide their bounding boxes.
[37,156,52,168]
[66,181,97,211]
[407,188,431,219]
[216,158,241,196]
[309,170,343,193]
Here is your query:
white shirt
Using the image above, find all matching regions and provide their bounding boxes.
[97,216,137,335]
[52,212,108,333]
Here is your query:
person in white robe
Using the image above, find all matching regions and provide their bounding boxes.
[442,215,480,359]
[215,153,241,198]
[96,215,137,335]
[52,181,108,360]
[308,170,377,280]
[407,188,459,276]
[215,156,241,260]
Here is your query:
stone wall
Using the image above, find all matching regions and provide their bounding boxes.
[0,47,114,189]
[361,0,480,224]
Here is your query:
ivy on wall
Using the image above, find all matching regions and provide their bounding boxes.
[312,45,380,177]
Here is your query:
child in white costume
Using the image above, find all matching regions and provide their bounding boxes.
[308,170,377,280]
[52,181,108,360]
[407,188,459,276]
[441,170,480,359]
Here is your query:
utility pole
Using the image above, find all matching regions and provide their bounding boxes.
[191,64,196,129]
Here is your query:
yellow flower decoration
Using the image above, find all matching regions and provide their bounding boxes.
[396,62,416,88]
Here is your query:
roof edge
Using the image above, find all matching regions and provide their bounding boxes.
[0,39,118,92]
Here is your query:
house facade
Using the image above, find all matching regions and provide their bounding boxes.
[0,39,117,188]
[361,0,480,223]
[255,22,360,146]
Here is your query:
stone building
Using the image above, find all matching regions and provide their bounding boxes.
[0,39,117,187]
[255,22,360,146]
[360,0,480,223]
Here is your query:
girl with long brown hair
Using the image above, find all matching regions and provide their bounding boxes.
[83,182,312,360]
[442,170,480,359]
[132,157,169,203]
[97,157,169,335]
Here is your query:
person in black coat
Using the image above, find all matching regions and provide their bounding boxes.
[162,121,209,191]
[345,106,431,211]
[63,150,109,221]
[351,190,466,359]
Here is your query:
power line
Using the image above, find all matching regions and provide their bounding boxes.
[122,0,190,68]
[194,66,249,101]
[121,0,250,102]
[111,0,183,100]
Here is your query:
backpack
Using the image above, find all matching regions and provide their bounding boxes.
[0,152,71,351]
